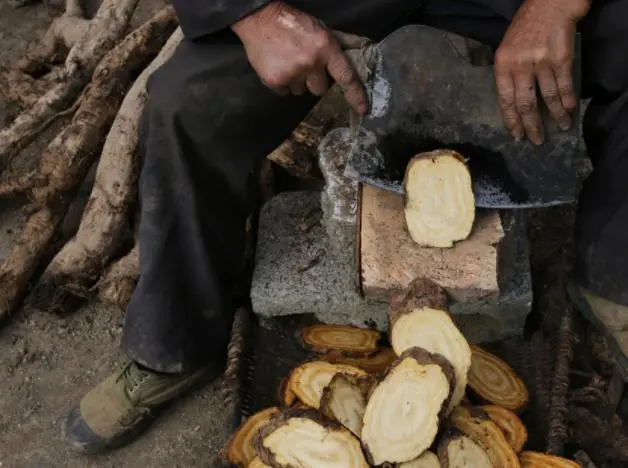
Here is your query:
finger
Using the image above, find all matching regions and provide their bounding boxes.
[326,44,368,115]
[288,80,307,96]
[536,67,571,131]
[554,59,577,114]
[305,70,331,96]
[495,69,523,141]
[514,71,544,145]
[331,30,372,50]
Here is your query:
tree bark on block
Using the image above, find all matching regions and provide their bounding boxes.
[358,184,504,303]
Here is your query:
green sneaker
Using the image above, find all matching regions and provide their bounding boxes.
[63,360,212,454]
[568,281,628,381]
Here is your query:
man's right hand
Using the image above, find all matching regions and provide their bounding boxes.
[231,1,369,115]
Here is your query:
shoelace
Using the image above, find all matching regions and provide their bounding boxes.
[116,362,150,392]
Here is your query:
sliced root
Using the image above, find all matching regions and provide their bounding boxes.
[299,324,381,357]
[403,150,475,248]
[361,347,455,466]
[319,373,375,437]
[324,346,397,374]
[400,451,441,468]
[96,242,139,311]
[468,345,529,411]
[449,405,520,468]
[0,0,142,168]
[479,404,527,453]
[249,457,272,468]
[389,278,471,412]
[286,361,368,409]
[519,451,580,467]
[25,7,178,313]
[226,407,280,467]
[253,408,369,468]
[438,430,493,468]
[0,69,57,107]
[277,376,297,407]
[43,28,183,304]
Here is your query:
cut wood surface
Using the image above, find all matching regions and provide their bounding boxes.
[389,278,471,412]
[324,346,397,374]
[403,150,475,248]
[438,431,493,467]
[226,407,280,467]
[248,457,271,468]
[361,347,455,465]
[468,345,529,411]
[519,451,580,467]
[253,408,369,467]
[277,376,298,407]
[400,451,441,467]
[359,184,504,302]
[299,324,381,357]
[319,373,375,437]
[449,405,520,468]
[480,404,528,453]
[286,361,368,409]
[42,28,182,302]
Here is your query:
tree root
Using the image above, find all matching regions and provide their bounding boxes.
[0,8,178,323]
[0,69,57,107]
[0,0,142,170]
[38,27,183,308]
[96,242,139,311]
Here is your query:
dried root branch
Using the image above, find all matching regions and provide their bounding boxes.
[468,345,529,411]
[400,451,441,468]
[0,8,178,323]
[253,408,369,467]
[479,404,527,453]
[285,361,368,409]
[403,150,475,248]
[519,451,580,467]
[0,69,56,107]
[324,346,397,374]
[361,348,455,465]
[226,407,280,467]
[389,278,471,412]
[96,242,139,310]
[449,405,520,468]
[319,373,375,437]
[438,430,493,467]
[298,324,381,357]
[0,0,142,167]
[41,28,183,306]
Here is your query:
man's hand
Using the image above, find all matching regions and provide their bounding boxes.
[231,1,368,115]
[494,0,590,145]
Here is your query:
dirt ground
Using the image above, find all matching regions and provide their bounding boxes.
[0,1,231,467]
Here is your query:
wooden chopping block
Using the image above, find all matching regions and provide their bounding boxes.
[357,184,505,303]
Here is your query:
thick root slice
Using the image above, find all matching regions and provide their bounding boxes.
[226,407,280,467]
[389,278,471,411]
[96,242,139,311]
[438,431,493,467]
[277,376,298,407]
[361,348,455,465]
[299,324,381,357]
[468,345,529,411]
[44,28,183,301]
[249,457,272,468]
[287,361,368,409]
[480,405,527,453]
[319,373,375,437]
[400,451,441,467]
[403,150,475,248]
[324,346,397,374]
[449,406,520,468]
[253,408,369,468]
[0,0,142,167]
[519,451,580,467]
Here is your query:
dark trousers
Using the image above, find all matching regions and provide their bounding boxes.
[121,0,628,373]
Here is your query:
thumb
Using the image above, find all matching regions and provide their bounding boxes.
[331,30,372,50]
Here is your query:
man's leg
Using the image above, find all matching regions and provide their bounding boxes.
[62,0,432,454]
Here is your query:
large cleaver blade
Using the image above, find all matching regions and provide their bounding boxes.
[343,24,584,209]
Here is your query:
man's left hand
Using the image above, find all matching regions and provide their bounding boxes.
[494,0,590,145]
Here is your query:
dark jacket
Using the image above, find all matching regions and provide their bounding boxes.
[172,0,273,39]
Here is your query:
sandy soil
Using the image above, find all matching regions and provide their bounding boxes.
[0,1,231,467]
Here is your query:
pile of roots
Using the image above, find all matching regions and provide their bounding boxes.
[223,278,582,467]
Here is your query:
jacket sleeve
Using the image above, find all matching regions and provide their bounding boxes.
[173,0,273,40]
